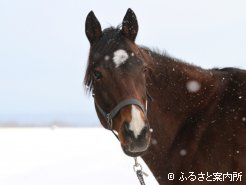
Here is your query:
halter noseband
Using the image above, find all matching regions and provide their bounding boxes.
[95,98,147,130]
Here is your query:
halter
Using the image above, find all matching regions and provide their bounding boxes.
[95,98,147,130]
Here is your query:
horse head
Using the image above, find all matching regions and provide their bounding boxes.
[84,9,151,157]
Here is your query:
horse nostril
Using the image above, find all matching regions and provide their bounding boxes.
[141,126,148,135]
[123,121,130,132]
[123,121,134,138]
[137,125,149,140]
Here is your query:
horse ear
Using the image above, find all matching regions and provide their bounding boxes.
[85,11,102,45]
[121,8,138,42]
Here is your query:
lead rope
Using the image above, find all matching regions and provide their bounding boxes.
[133,157,148,185]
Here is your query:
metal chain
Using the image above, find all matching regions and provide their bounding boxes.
[136,170,146,185]
[133,157,148,185]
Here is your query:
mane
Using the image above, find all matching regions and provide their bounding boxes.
[140,46,204,74]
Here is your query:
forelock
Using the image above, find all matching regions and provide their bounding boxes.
[92,27,123,55]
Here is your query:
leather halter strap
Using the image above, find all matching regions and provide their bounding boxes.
[95,98,146,130]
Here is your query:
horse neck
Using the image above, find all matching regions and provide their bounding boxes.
[142,48,220,148]
[145,51,218,111]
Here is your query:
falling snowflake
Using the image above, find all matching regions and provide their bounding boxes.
[104,55,110,61]
[151,139,157,145]
[180,149,187,156]
[186,80,201,93]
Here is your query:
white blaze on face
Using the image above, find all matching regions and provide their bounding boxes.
[113,49,129,68]
[129,105,145,138]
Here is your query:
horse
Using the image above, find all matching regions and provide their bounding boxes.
[84,8,246,185]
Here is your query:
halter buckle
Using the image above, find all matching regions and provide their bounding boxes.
[133,157,142,172]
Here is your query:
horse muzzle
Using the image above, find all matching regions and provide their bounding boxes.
[121,121,151,157]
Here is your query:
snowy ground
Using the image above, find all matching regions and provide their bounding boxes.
[0,128,158,185]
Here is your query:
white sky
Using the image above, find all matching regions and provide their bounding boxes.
[0,0,246,125]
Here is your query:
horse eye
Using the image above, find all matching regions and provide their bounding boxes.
[94,71,103,80]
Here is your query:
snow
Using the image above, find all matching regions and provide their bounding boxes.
[179,149,187,156]
[186,80,201,93]
[0,128,158,185]
[151,139,157,145]
[104,55,110,61]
